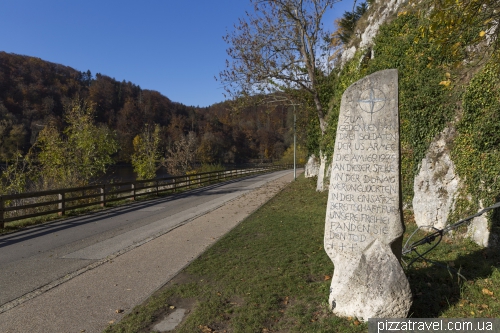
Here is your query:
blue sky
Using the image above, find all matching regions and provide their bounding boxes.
[1,0,355,107]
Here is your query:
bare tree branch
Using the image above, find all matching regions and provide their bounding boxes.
[220,0,340,135]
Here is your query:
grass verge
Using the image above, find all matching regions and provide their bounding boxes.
[104,175,500,333]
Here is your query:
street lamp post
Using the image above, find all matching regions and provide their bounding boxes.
[293,106,296,180]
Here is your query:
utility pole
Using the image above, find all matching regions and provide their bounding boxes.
[293,105,297,180]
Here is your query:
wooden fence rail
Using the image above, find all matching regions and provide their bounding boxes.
[0,164,296,228]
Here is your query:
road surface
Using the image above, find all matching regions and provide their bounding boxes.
[0,169,298,333]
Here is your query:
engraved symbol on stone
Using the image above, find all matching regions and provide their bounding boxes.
[358,87,386,122]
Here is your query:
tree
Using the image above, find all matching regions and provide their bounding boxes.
[163,132,197,175]
[131,124,161,180]
[220,0,339,135]
[35,99,118,188]
[197,131,223,164]
[333,1,368,45]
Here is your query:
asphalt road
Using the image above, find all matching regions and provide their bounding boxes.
[0,170,292,313]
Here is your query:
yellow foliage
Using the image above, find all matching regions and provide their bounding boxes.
[132,135,142,148]
[280,145,307,165]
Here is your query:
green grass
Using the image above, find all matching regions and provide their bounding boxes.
[402,211,500,318]
[103,175,500,333]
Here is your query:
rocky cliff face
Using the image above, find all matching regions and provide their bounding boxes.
[412,128,460,230]
[340,0,403,66]
[315,0,498,248]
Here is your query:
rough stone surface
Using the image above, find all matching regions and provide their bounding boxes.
[316,152,328,192]
[324,69,412,321]
[413,127,460,230]
[340,0,403,66]
[467,201,498,248]
[468,212,490,247]
[305,154,320,178]
[153,308,186,332]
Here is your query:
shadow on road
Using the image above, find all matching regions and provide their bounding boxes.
[0,172,278,249]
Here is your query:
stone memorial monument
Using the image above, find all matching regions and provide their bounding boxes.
[324,69,412,321]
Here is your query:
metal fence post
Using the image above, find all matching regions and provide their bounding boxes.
[58,192,65,216]
[131,183,135,201]
[100,185,106,207]
[0,196,4,229]
[156,180,159,196]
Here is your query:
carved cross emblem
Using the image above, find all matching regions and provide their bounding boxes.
[358,87,386,122]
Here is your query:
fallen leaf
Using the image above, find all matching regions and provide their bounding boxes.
[108,320,115,324]
[480,31,486,37]
[354,320,360,326]
[169,305,176,309]
[115,309,124,314]
[324,275,332,281]
[482,288,494,296]
[481,304,489,309]
[199,325,214,333]
[283,296,289,305]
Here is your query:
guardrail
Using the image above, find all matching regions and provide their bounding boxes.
[0,164,296,228]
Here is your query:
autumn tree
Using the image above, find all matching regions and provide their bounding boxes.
[0,103,27,161]
[35,99,118,188]
[131,124,161,180]
[220,0,339,135]
[198,131,224,164]
[163,132,197,175]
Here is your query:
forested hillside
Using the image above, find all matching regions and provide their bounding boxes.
[0,51,299,165]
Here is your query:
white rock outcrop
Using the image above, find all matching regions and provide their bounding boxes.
[413,128,460,230]
[304,154,320,178]
[467,202,498,247]
[316,152,327,192]
[340,0,404,66]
